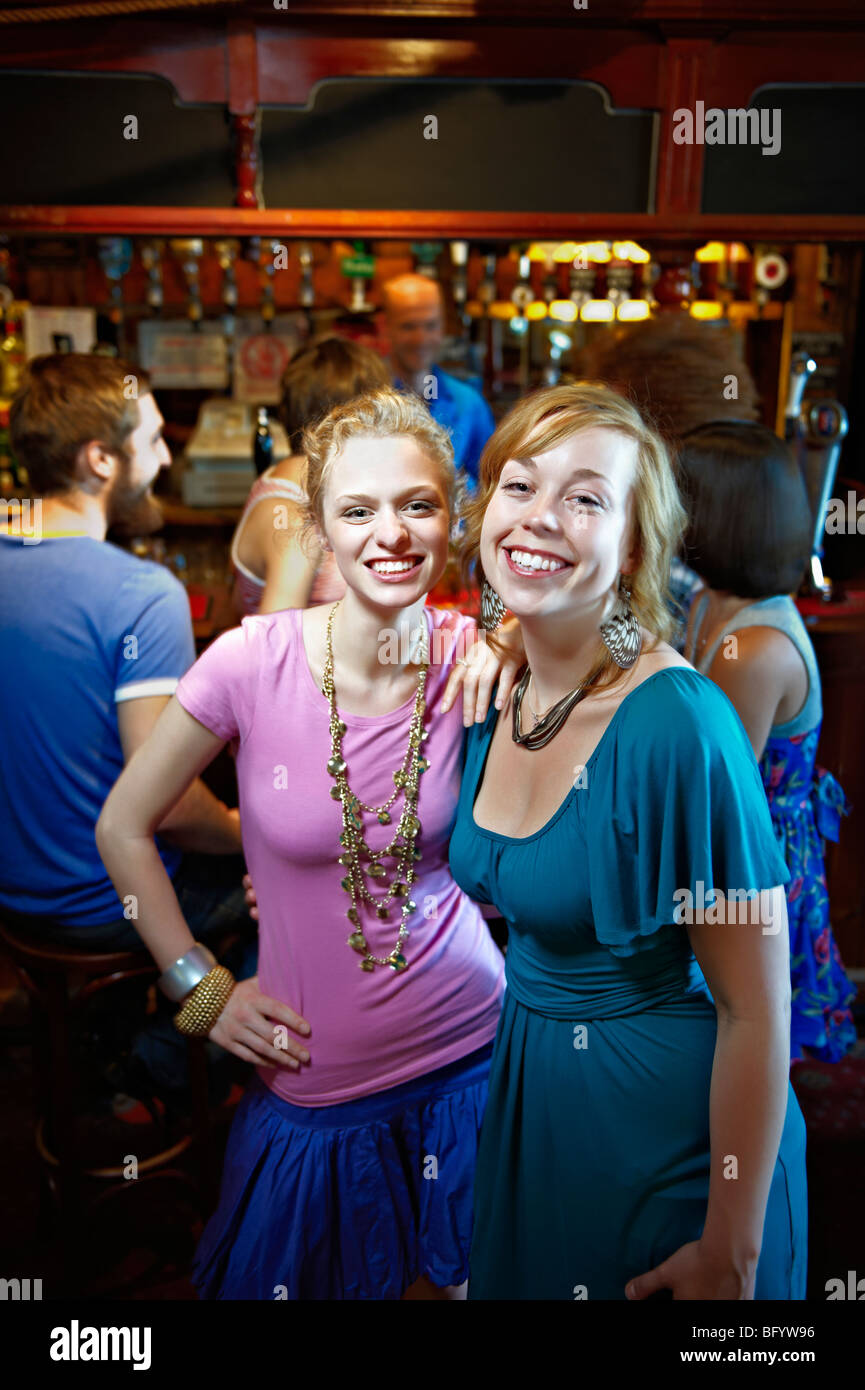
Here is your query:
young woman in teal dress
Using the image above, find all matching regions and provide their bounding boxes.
[679,421,855,1064]
[448,383,808,1300]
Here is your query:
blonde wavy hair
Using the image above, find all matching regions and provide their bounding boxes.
[460,381,687,687]
[299,387,463,552]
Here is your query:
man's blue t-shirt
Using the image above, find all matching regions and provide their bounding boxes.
[0,536,195,927]
[397,367,495,489]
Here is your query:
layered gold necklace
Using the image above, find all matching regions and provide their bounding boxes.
[322,601,430,972]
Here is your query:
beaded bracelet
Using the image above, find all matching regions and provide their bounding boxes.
[173,965,236,1037]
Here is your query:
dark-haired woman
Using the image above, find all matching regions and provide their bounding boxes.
[680,420,855,1063]
[231,337,390,614]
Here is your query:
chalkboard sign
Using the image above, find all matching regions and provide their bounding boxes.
[0,72,233,206]
[261,79,653,213]
[702,86,865,215]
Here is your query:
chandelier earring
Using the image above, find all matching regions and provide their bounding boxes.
[598,574,642,669]
[480,577,506,631]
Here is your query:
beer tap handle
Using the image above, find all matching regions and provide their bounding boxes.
[298,243,315,309]
[140,240,165,315]
[801,400,849,600]
[169,239,204,330]
[784,351,817,441]
[97,237,132,355]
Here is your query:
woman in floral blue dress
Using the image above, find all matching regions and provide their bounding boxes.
[680,421,855,1062]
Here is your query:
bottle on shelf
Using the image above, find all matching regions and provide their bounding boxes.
[253,406,274,476]
[0,303,27,400]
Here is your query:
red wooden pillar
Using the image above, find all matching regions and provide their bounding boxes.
[654,39,714,221]
[227,18,260,210]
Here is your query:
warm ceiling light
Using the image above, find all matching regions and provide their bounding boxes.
[574,242,611,265]
[689,301,724,319]
[528,242,556,262]
[549,300,579,322]
[526,301,550,320]
[695,242,727,264]
[553,242,580,263]
[617,300,651,321]
[488,302,516,319]
[612,241,651,264]
[580,300,615,322]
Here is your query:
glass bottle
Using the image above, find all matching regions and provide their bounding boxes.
[253,406,274,476]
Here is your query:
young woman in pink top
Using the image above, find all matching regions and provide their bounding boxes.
[96,388,520,1300]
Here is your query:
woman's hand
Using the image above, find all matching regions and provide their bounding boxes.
[208,975,311,1070]
[242,871,259,921]
[440,618,524,726]
[625,1240,757,1301]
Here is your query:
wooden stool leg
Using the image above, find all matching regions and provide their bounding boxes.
[44,970,80,1278]
[28,992,57,1244]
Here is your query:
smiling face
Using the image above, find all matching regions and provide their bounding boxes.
[479,426,639,624]
[319,432,451,609]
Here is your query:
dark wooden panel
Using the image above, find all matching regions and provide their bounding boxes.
[702,87,865,215]
[261,79,654,214]
[0,72,233,207]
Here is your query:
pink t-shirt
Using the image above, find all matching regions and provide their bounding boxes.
[175,604,505,1106]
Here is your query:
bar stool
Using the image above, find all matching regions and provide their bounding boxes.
[0,919,231,1286]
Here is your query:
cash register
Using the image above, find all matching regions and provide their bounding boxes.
[181,399,290,507]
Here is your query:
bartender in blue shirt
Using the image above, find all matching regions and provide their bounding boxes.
[381,273,494,490]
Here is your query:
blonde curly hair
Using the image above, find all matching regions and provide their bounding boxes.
[460,382,687,684]
[299,387,464,552]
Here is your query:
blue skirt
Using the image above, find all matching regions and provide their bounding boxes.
[192,1040,494,1300]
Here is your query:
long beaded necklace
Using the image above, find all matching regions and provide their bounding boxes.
[322,601,430,972]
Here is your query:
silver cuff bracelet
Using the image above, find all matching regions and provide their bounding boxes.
[158,943,217,1002]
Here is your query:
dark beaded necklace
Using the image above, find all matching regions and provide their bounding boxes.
[511,666,603,751]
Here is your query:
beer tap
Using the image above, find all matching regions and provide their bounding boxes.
[97,236,133,354]
[784,351,817,443]
[215,240,239,316]
[606,255,634,313]
[215,239,240,372]
[412,242,443,282]
[449,241,469,315]
[340,241,375,314]
[477,253,498,316]
[170,238,204,329]
[801,398,848,601]
[259,240,282,330]
[140,240,165,316]
[510,251,534,326]
[569,251,596,314]
[783,349,845,600]
[510,251,534,392]
[298,243,315,309]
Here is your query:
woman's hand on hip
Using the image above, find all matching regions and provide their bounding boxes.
[208,975,311,1070]
[625,1240,757,1301]
[242,871,259,921]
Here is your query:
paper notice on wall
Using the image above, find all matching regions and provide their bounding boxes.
[23,307,96,358]
[138,321,229,389]
[232,317,306,403]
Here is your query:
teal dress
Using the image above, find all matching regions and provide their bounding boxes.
[449,667,808,1300]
